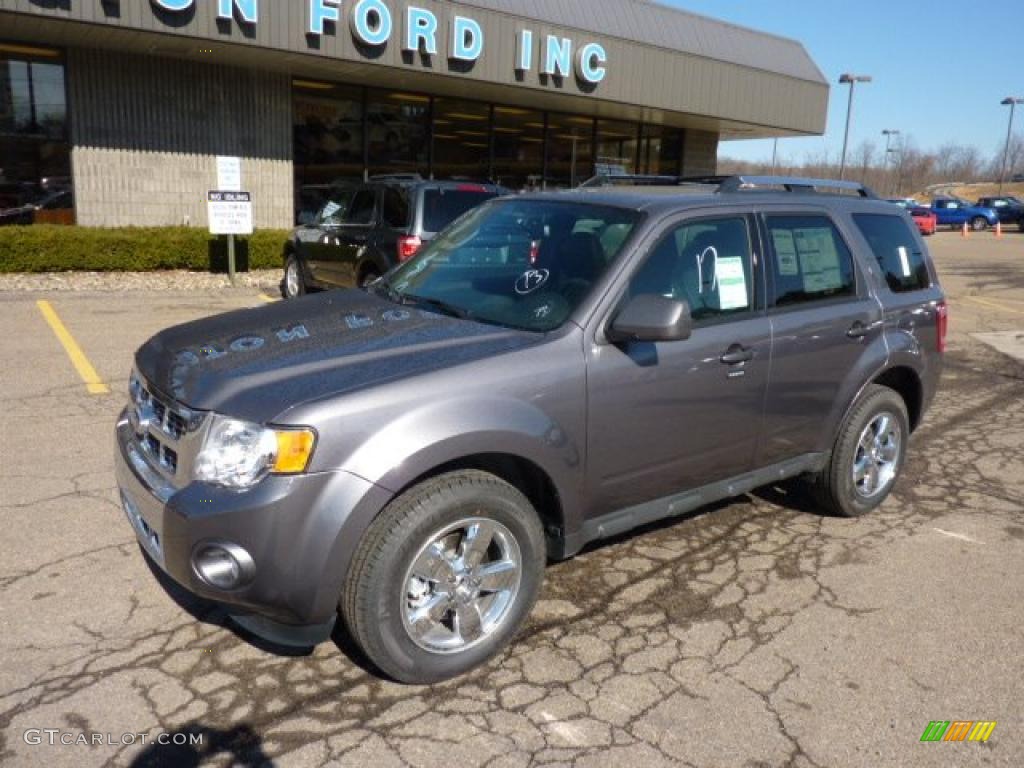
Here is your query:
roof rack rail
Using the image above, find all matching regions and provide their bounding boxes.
[579,173,717,189]
[717,175,878,198]
[369,173,425,182]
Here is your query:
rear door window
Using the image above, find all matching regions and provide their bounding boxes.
[345,188,377,225]
[382,187,410,228]
[422,188,497,233]
[765,215,856,307]
[852,213,931,293]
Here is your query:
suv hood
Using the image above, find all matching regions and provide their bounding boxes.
[135,290,540,421]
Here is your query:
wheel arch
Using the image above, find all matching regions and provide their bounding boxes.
[872,365,923,431]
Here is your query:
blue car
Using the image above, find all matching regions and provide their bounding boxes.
[930,197,999,231]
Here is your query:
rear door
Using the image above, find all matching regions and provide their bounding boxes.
[328,186,380,286]
[302,185,354,285]
[757,209,883,466]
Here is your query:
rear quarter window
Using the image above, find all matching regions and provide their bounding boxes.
[852,213,931,293]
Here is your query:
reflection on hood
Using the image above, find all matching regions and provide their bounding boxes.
[135,290,539,422]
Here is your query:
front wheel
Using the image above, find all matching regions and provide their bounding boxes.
[282,255,306,299]
[807,385,909,518]
[970,216,988,232]
[341,470,546,684]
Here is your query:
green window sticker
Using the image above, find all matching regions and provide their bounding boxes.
[715,256,749,310]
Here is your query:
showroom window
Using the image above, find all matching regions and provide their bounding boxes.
[546,113,594,188]
[433,97,491,182]
[596,119,640,174]
[0,44,73,224]
[492,105,544,190]
[366,90,429,177]
[639,124,684,176]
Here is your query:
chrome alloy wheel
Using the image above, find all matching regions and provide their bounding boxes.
[400,518,522,654]
[285,260,301,297]
[852,411,902,498]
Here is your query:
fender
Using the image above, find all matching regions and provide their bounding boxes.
[344,395,583,523]
[819,327,926,454]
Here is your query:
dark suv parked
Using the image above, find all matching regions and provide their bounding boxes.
[116,176,946,683]
[282,176,505,296]
[975,196,1024,231]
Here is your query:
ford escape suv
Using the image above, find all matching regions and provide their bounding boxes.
[115,176,946,684]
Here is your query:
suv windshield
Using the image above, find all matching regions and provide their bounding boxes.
[381,199,642,332]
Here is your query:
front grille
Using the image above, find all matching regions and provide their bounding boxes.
[129,371,203,483]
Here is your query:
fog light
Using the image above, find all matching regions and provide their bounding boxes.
[192,542,255,590]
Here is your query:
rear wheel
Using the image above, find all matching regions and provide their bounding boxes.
[970,216,988,232]
[341,470,546,684]
[808,385,909,518]
[358,266,382,288]
[282,255,306,299]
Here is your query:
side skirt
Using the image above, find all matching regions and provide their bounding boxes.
[561,452,827,557]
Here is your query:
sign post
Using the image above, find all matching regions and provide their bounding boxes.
[214,157,244,284]
[207,191,253,285]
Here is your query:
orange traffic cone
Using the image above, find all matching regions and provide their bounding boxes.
[995,220,1003,239]
[961,221,969,238]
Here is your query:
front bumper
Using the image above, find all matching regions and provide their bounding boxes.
[114,409,390,642]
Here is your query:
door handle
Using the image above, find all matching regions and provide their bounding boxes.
[720,345,754,365]
[846,321,878,339]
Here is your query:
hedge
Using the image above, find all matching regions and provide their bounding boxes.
[0,226,291,273]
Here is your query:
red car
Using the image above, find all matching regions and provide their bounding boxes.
[908,206,937,236]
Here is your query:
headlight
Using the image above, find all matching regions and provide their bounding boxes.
[194,416,316,488]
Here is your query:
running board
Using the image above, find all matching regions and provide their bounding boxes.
[577,453,826,548]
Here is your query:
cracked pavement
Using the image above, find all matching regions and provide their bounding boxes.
[1,234,1022,767]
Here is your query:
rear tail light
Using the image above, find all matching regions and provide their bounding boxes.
[936,300,948,354]
[397,235,422,262]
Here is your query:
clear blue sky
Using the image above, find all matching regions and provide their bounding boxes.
[661,1,1024,164]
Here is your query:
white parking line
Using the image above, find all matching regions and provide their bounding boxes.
[932,528,982,544]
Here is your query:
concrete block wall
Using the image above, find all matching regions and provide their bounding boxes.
[682,130,719,177]
[66,48,293,229]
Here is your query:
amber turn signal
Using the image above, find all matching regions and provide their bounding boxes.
[272,429,317,474]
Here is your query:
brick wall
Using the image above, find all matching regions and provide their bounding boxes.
[66,48,293,229]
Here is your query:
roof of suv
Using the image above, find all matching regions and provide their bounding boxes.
[515,175,893,216]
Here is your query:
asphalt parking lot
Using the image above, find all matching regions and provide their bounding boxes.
[1,230,1022,767]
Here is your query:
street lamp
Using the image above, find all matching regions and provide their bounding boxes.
[999,97,1024,192]
[838,73,872,181]
[882,129,900,194]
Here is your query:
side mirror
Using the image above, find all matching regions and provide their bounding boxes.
[608,294,692,344]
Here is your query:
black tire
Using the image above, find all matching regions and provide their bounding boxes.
[358,267,382,288]
[807,385,910,518]
[970,216,988,232]
[341,470,546,684]
[282,255,306,299]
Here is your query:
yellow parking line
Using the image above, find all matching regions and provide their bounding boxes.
[259,293,278,303]
[36,300,109,395]
[962,295,1024,317]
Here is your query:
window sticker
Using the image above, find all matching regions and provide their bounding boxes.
[515,269,550,295]
[794,228,841,293]
[715,257,749,310]
[321,202,342,219]
[771,230,799,276]
[897,246,912,278]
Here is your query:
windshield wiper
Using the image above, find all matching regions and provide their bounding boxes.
[401,294,474,321]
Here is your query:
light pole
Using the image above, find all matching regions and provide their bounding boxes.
[999,97,1023,192]
[771,137,779,174]
[882,129,900,195]
[838,73,872,181]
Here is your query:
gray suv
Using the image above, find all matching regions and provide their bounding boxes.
[115,176,946,683]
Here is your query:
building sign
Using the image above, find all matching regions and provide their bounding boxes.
[216,156,242,192]
[149,0,607,87]
[208,191,253,235]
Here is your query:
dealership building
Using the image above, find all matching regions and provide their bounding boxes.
[0,0,828,229]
